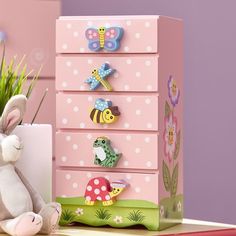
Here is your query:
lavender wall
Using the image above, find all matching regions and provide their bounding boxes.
[62,0,236,224]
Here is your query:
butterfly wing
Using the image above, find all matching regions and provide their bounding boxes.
[85,28,101,51]
[104,27,123,40]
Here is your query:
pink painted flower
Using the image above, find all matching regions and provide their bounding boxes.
[168,76,180,107]
[163,113,177,162]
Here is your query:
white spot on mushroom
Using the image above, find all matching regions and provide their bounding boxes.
[101,186,106,191]
[105,195,111,200]
[94,179,99,185]
[87,185,92,191]
[94,189,100,195]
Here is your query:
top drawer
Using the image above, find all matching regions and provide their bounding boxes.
[56,15,159,54]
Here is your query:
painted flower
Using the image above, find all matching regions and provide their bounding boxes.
[160,205,165,218]
[113,216,123,224]
[75,208,84,216]
[177,201,182,212]
[168,76,180,107]
[163,113,177,162]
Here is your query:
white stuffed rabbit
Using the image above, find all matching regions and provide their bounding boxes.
[0,95,61,236]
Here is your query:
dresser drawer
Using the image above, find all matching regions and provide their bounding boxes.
[56,93,158,131]
[56,16,159,54]
[56,131,158,170]
[56,170,159,204]
[56,55,158,92]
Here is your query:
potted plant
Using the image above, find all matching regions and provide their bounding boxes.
[0,45,52,202]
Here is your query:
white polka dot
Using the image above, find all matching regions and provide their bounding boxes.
[126,59,132,64]
[62,118,68,124]
[135,109,141,115]
[73,106,79,112]
[86,196,91,201]
[147,123,153,129]
[72,182,78,188]
[146,46,152,52]
[105,175,110,180]
[66,61,72,67]
[87,172,92,178]
[145,137,151,143]
[79,160,84,166]
[123,161,129,166]
[146,161,152,167]
[135,148,141,154]
[126,135,132,141]
[66,23,72,29]
[105,195,111,200]
[87,21,93,26]
[145,98,151,104]
[61,156,67,162]
[61,195,67,198]
[94,188,100,195]
[73,69,79,75]
[72,144,78,150]
[135,33,141,39]
[114,72,119,78]
[65,174,71,180]
[94,179,99,185]
[97,196,102,201]
[135,187,141,193]
[124,85,130,91]
[62,82,67,88]
[146,85,153,90]
[126,97,132,103]
[66,135,71,141]
[145,60,151,66]
[87,134,92,139]
[135,72,141,78]
[80,123,85,128]
[105,22,111,27]
[126,20,131,26]
[124,123,130,128]
[73,31,79,37]
[126,174,132,180]
[87,185,92,191]
[80,85,85,90]
[124,46,129,52]
[67,98,72,104]
[87,96,93,102]
[113,148,119,154]
[101,186,106,191]
[145,21,150,27]
[145,176,151,182]
[79,47,85,52]
[62,44,68,50]
[87,59,93,64]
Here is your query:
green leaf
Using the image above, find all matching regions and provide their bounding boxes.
[173,130,181,160]
[171,163,179,197]
[165,101,171,117]
[162,161,171,192]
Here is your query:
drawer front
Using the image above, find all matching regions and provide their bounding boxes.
[56,131,158,170]
[56,16,158,53]
[56,93,158,131]
[56,170,159,204]
[56,55,158,92]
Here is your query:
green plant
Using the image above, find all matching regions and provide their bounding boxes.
[60,209,77,225]
[0,45,40,116]
[95,208,111,220]
[127,210,145,222]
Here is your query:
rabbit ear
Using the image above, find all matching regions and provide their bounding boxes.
[0,95,27,135]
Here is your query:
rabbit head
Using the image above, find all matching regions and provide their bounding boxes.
[0,95,27,166]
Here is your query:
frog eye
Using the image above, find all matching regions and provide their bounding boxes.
[110,116,113,119]
[102,140,105,144]
[106,111,110,114]
[95,140,98,143]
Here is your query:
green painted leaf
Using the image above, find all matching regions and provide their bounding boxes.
[171,163,179,197]
[173,130,181,160]
[165,101,171,117]
[162,161,171,192]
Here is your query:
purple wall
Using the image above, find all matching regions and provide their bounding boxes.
[62,0,236,224]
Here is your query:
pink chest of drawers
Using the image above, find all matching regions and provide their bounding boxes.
[55,15,183,231]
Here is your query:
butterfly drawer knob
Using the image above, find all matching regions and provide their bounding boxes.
[85,63,115,91]
[90,98,120,124]
[93,136,121,168]
[84,177,128,206]
[85,26,124,51]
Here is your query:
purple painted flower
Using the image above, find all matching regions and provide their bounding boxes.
[168,76,180,107]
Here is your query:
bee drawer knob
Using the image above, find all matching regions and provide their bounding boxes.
[85,63,115,91]
[85,26,123,52]
[90,98,120,124]
[93,137,121,168]
[84,177,128,206]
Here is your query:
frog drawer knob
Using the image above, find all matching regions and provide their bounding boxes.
[90,98,120,124]
[85,63,115,91]
[93,137,121,168]
[85,26,124,51]
[84,177,128,206]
